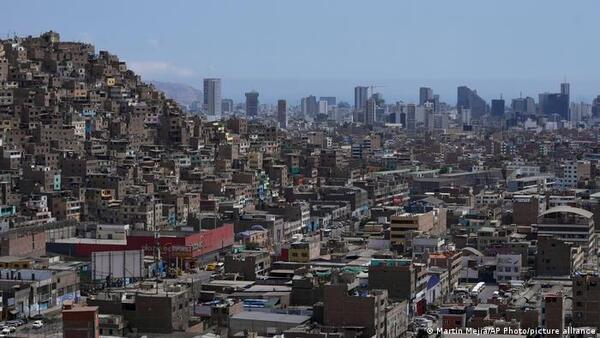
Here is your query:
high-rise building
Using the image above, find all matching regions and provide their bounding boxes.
[458,107,471,126]
[423,102,434,132]
[433,94,440,112]
[318,100,328,116]
[365,98,376,126]
[419,87,433,106]
[221,99,234,113]
[301,95,318,116]
[592,95,600,116]
[511,97,536,117]
[319,96,336,106]
[539,84,570,120]
[491,98,505,118]
[203,78,222,115]
[245,91,259,116]
[457,86,487,118]
[561,82,570,96]
[406,104,417,134]
[354,86,369,112]
[277,99,287,128]
[540,93,569,120]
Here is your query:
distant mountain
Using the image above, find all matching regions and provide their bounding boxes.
[151,81,202,107]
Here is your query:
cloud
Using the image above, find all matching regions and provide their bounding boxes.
[128,61,196,78]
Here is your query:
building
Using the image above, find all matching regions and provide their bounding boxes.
[203,78,222,115]
[536,235,584,276]
[539,85,569,120]
[62,304,100,338]
[406,104,417,133]
[323,283,404,338]
[491,98,505,118]
[429,251,462,294]
[318,100,328,116]
[419,87,433,106]
[301,95,318,117]
[541,292,565,338]
[368,258,423,301]
[572,273,600,329]
[288,239,320,263]
[494,254,522,282]
[245,91,259,116]
[221,98,234,113]
[365,98,376,126]
[277,99,287,128]
[229,311,310,336]
[87,282,191,333]
[319,96,336,106]
[224,250,271,280]
[354,86,368,113]
[533,206,596,255]
[457,86,487,118]
[390,210,445,251]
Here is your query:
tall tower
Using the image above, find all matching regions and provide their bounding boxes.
[406,104,417,134]
[354,86,368,118]
[365,98,376,126]
[203,78,222,115]
[245,91,259,116]
[277,99,287,128]
[560,82,570,96]
[491,98,505,118]
[419,87,433,106]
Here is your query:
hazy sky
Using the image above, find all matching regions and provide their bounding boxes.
[4,0,600,104]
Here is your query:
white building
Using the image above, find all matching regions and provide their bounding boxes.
[494,254,522,282]
[203,78,222,115]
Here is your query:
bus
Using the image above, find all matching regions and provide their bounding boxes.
[470,282,485,297]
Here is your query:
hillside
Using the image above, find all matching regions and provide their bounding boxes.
[151,81,203,108]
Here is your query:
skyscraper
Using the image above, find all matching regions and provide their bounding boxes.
[458,107,471,126]
[277,99,287,128]
[457,86,487,118]
[245,91,259,116]
[406,104,416,134]
[354,86,368,111]
[491,98,505,118]
[419,87,433,106]
[319,96,337,106]
[300,95,318,117]
[423,102,434,132]
[539,84,570,120]
[561,82,570,96]
[221,98,234,113]
[365,98,376,126]
[318,100,328,116]
[203,78,222,115]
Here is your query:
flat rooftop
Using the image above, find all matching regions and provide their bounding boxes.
[230,311,310,324]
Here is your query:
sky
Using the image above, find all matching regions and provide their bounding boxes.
[4,0,600,104]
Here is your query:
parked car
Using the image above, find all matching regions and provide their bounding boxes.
[32,320,43,329]
[6,320,23,327]
[0,328,10,335]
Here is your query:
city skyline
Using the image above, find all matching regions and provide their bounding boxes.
[4,0,600,103]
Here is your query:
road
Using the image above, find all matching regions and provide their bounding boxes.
[11,317,62,338]
[478,284,499,303]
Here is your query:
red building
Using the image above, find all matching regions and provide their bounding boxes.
[47,224,235,262]
[62,305,99,338]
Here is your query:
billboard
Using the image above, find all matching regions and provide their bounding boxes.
[92,250,144,280]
